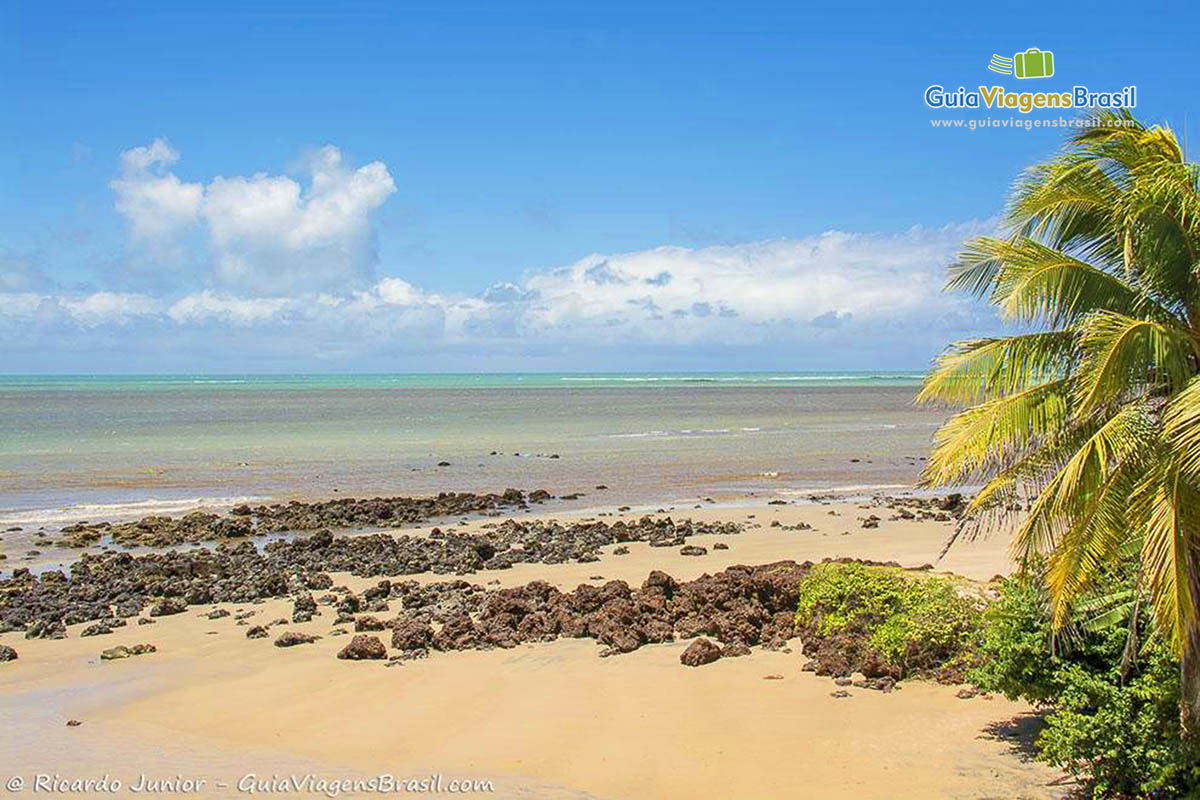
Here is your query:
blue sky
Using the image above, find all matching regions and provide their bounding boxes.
[1,1,1196,372]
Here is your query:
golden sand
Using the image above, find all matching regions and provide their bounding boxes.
[0,499,1070,799]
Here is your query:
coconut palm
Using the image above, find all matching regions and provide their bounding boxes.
[918,110,1200,732]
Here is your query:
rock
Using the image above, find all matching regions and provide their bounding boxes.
[353,615,387,632]
[956,686,980,699]
[762,674,783,680]
[613,546,630,555]
[830,690,851,698]
[149,597,187,617]
[937,493,964,512]
[679,545,707,556]
[0,644,17,662]
[100,643,155,660]
[292,593,317,623]
[680,637,722,667]
[245,626,269,639]
[712,542,729,550]
[274,632,319,647]
[853,676,896,693]
[206,608,231,619]
[80,623,113,637]
[391,618,433,652]
[25,619,67,639]
[65,719,82,727]
[336,634,387,660]
[138,618,156,626]
[721,641,751,658]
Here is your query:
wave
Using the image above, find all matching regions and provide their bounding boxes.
[606,427,750,439]
[0,495,267,528]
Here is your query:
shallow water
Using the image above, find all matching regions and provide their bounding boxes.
[0,372,945,538]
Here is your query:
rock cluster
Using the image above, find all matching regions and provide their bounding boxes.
[378,560,809,663]
[873,493,966,523]
[0,517,739,636]
[55,490,538,548]
[0,544,294,635]
[269,516,740,578]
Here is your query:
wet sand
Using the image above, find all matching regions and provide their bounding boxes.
[0,498,1071,799]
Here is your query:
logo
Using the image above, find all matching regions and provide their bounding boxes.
[923,45,1135,114]
[988,48,1055,79]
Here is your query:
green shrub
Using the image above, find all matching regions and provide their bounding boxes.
[969,567,1128,705]
[1038,651,1198,798]
[971,569,1200,798]
[795,562,981,677]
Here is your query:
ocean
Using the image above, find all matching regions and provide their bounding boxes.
[0,372,944,532]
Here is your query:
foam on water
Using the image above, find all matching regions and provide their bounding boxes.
[0,495,267,528]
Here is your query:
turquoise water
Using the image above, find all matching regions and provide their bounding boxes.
[0,372,943,552]
[0,372,923,392]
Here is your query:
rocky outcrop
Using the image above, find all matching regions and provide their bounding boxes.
[55,490,538,548]
[379,561,809,665]
[269,516,740,578]
[0,515,743,636]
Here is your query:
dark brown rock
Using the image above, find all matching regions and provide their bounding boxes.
[337,634,387,660]
[274,631,319,647]
[680,637,722,667]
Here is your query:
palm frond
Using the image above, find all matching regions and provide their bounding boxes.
[916,331,1076,407]
[922,380,1070,488]
[1073,310,1198,414]
[1131,461,1200,652]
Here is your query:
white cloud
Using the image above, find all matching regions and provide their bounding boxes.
[110,138,203,242]
[2,219,1000,368]
[166,291,289,325]
[112,141,396,294]
[61,292,160,326]
[506,223,994,345]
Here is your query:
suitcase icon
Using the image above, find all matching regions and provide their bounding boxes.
[1013,48,1054,79]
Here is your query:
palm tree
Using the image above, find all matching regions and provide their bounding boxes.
[918,110,1200,733]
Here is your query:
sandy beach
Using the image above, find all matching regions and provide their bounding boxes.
[0,496,1071,799]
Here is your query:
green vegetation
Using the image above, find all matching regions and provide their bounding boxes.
[794,563,980,677]
[972,570,1199,797]
[917,110,1200,734]
[793,563,1200,795]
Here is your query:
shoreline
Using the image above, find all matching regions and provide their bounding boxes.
[0,489,1070,799]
